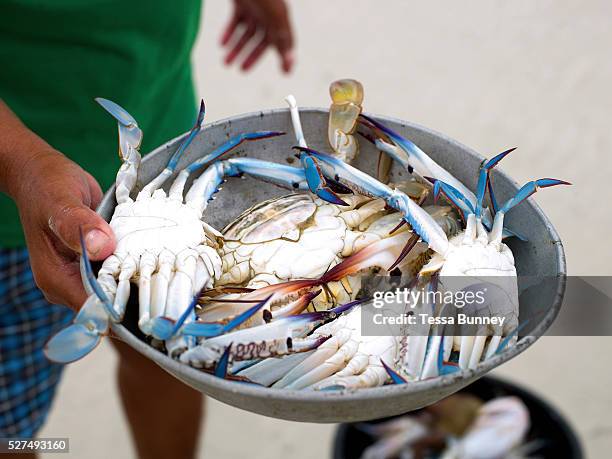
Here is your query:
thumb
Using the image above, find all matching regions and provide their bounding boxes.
[49,200,116,261]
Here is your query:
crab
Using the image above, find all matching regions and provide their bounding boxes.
[359,395,530,459]
[43,87,457,364]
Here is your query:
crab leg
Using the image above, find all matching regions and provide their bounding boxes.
[184,158,310,214]
[198,279,320,326]
[163,248,201,355]
[293,146,449,257]
[359,114,476,205]
[137,252,157,331]
[313,351,392,390]
[168,130,286,200]
[285,95,307,148]
[139,100,207,197]
[490,178,570,243]
[140,249,174,333]
[149,295,271,345]
[358,117,528,238]
[272,329,356,389]
[181,301,359,368]
[180,312,332,368]
[235,352,315,386]
[474,148,515,218]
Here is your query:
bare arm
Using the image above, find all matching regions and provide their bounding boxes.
[0,99,116,309]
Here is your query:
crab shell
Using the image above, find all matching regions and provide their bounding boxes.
[217,191,447,310]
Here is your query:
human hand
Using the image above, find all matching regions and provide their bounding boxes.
[11,149,116,310]
[221,0,294,73]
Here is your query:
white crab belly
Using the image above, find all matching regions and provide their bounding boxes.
[439,238,516,278]
[110,197,206,256]
[439,240,519,333]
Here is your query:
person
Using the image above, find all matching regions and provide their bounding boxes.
[0,1,294,457]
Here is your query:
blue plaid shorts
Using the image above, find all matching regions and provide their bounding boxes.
[0,248,74,437]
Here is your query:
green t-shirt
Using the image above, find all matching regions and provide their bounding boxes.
[0,0,202,247]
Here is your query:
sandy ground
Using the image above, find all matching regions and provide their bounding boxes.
[40,1,612,458]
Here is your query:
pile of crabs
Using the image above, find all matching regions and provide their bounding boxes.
[45,80,568,391]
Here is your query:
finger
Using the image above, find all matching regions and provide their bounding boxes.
[279,48,294,73]
[224,22,257,65]
[269,13,294,73]
[34,252,87,310]
[221,11,241,46]
[49,200,116,261]
[241,36,270,72]
[85,172,104,210]
[51,269,88,310]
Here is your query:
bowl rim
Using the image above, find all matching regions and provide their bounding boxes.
[107,107,567,404]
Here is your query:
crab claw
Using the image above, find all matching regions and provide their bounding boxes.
[140,100,207,195]
[297,149,348,206]
[95,97,142,161]
[44,228,113,363]
[44,325,101,364]
[44,295,109,363]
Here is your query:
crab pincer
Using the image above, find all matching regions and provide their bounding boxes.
[44,229,114,363]
[285,94,349,206]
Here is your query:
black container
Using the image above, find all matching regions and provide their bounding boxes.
[333,376,583,459]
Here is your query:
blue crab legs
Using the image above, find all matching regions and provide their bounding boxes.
[179,300,361,369]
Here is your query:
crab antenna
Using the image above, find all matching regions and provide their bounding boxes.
[475,148,516,218]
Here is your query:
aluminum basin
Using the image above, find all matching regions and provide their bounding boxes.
[97,108,566,423]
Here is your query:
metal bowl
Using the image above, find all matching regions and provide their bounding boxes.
[333,376,583,458]
[97,108,566,423]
